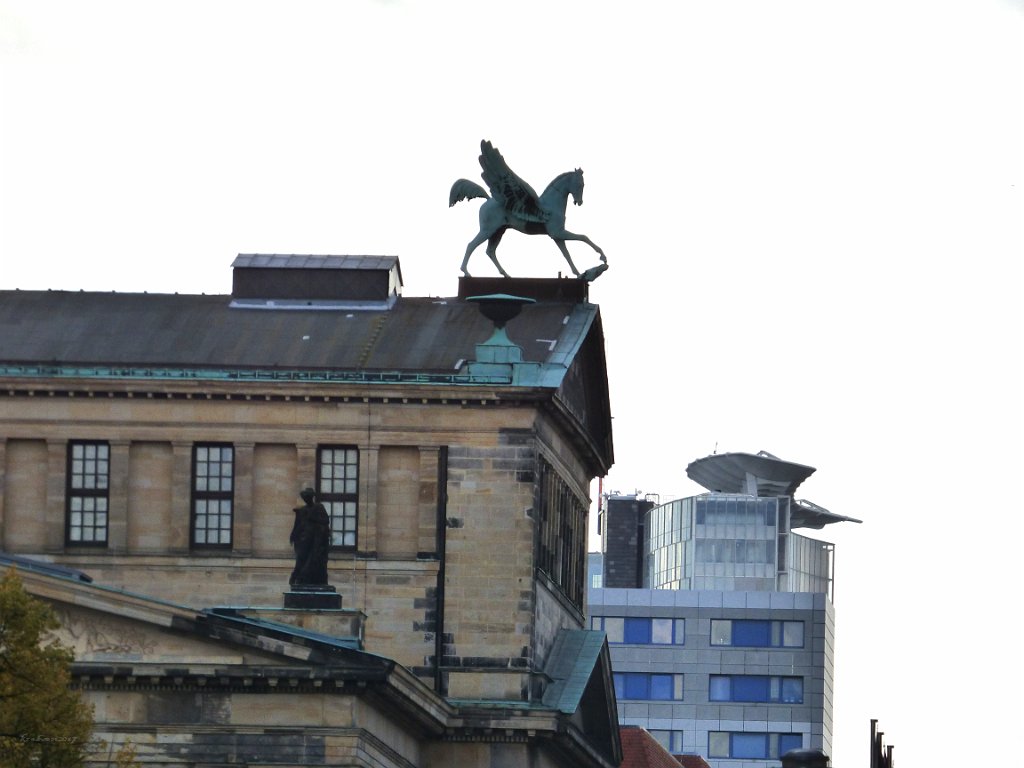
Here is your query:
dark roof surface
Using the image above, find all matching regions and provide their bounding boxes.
[0,289,592,376]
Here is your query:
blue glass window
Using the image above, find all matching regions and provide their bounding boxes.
[709,732,803,759]
[733,676,770,701]
[594,617,684,645]
[710,619,804,647]
[779,734,804,756]
[613,672,683,700]
[708,675,803,703]
[624,618,651,644]
[649,674,674,700]
[709,676,731,701]
[733,619,771,646]
[624,673,648,699]
[781,677,804,703]
[732,734,767,759]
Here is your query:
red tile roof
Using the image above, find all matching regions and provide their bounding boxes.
[674,754,711,768]
[619,726,690,768]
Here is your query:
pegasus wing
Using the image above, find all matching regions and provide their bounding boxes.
[478,140,547,223]
[449,178,488,207]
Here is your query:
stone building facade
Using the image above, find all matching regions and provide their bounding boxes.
[0,256,621,768]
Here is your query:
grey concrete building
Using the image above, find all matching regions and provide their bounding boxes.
[588,451,859,768]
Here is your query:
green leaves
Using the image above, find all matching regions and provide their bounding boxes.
[0,567,94,768]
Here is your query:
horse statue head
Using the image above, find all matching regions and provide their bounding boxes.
[569,168,584,206]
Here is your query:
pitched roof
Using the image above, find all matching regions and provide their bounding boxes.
[0,290,591,377]
[0,273,614,473]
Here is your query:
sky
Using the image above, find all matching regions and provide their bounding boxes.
[1,1,1021,765]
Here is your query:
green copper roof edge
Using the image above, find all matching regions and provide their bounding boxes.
[0,364,521,387]
[545,304,598,367]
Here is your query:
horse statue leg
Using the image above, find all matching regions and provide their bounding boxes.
[460,229,491,277]
[559,230,607,263]
[486,228,511,278]
[551,238,582,277]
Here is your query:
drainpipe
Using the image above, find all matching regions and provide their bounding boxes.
[434,446,449,696]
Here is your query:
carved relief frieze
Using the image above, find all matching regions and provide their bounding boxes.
[54,607,156,658]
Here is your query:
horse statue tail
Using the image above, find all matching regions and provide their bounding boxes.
[449,178,489,207]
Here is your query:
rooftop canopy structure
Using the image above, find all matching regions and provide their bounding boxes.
[686,450,861,530]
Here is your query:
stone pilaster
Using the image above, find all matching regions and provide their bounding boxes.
[107,441,130,553]
[45,439,66,552]
[232,442,254,554]
[417,447,440,557]
[359,446,379,556]
[169,442,192,554]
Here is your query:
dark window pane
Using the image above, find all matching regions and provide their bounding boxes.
[733,619,771,646]
[732,734,767,759]
[779,734,803,756]
[649,674,673,700]
[624,618,651,644]
[624,674,648,699]
[733,676,770,702]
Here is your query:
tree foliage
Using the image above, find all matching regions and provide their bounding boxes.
[0,566,94,768]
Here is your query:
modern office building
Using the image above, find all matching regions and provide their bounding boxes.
[0,257,621,768]
[589,451,860,768]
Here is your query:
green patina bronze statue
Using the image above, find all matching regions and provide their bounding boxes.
[450,140,608,281]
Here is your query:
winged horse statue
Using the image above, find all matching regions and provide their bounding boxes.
[450,140,608,280]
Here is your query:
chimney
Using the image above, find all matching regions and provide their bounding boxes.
[230,254,403,309]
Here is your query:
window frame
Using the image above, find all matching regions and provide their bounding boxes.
[710,618,805,648]
[592,616,685,645]
[65,440,110,547]
[190,442,235,550]
[316,445,359,551]
[708,674,804,704]
[612,672,684,701]
[708,732,803,760]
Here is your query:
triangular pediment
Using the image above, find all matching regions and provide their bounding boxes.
[553,311,613,475]
[8,559,389,679]
[542,629,622,766]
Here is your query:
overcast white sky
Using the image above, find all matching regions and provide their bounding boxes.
[1,2,1021,766]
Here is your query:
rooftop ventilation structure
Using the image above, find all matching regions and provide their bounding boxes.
[229,254,403,310]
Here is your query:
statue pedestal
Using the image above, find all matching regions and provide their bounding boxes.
[283,584,342,610]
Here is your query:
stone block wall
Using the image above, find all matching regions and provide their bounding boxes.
[1,386,600,702]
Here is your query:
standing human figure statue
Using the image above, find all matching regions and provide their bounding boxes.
[289,487,331,586]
